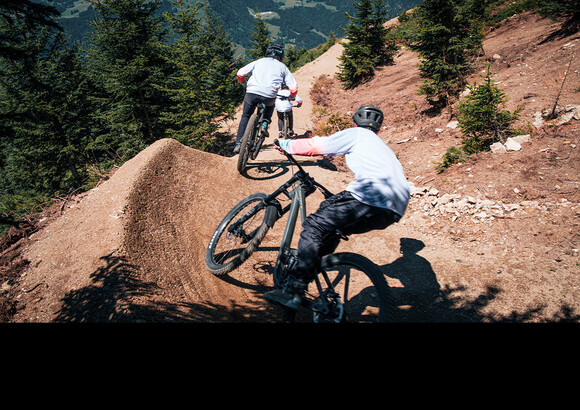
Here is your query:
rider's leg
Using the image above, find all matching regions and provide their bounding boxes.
[264,191,399,309]
[276,111,284,137]
[295,191,392,278]
[262,102,275,136]
[234,93,260,152]
[288,110,294,136]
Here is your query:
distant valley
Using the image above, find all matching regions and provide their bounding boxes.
[34,0,423,53]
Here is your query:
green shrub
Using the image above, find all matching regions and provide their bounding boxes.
[458,67,520,149]
[435,146,468,173]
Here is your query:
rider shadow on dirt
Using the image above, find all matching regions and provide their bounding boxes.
[379,238,444,321]
[381,238,580,322]
[383,237,512,322]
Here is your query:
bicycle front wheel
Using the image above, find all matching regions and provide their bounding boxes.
[205,193,278,276]
[237,112,258,173]
[319,252,394,323]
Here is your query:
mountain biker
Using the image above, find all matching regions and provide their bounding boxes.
[264,105,410,310]
[275,83,302,138]
[233,44,298,154]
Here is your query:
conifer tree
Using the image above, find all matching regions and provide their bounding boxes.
[337,0,396,89]
[248,11,272,60]
[86,0,170,160]
[408,0,481,108]
[162,0,242,150]
[458,67,519,153]
[0,2,95,206]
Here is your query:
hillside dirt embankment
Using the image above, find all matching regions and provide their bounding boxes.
[3,11,579,322]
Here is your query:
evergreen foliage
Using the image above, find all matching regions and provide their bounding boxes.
[436,66,520,173]
[0,0,242,233]
[435,146,467,173]
[86,0,171,160]
[248,12,272,60]
[458,66,520,153]
[161,0,243,151]
[407,0,484,108]
[1,1,96,223]
[337,0,397,89]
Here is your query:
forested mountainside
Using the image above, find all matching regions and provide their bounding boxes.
[33,0,423,51]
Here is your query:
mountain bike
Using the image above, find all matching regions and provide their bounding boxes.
[206,140,393,323]
[277,96,299,139]
[237,102,270,174]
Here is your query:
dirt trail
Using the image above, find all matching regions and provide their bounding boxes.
[8,13,580,322]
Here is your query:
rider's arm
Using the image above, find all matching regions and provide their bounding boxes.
[278,129,356,157]
[237,61,255,83]
[283,69,298,98]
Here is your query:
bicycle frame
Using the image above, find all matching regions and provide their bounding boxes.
[272,173,308,283]
[270,178,341,320]
[256,141,344,319]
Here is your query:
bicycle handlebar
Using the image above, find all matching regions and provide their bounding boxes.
[273,139,334,199]
[274,139,302,170]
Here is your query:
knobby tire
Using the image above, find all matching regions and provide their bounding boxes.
[205,193,278,276]
[319,252,394,323]
[237,112,258,174]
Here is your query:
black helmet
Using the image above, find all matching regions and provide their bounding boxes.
[265,44,284,62]
[353,105,383,132]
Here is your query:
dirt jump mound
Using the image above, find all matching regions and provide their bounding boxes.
[14,139,287,322]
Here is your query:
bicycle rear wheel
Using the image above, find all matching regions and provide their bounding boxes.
[237,112,258,173]
[318,252,394,323]
[205,193,278,276]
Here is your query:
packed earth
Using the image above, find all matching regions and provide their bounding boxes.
[1,11,578,323]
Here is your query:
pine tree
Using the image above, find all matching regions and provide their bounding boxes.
[408,0,481,108]
[337,0,396,89]
[162,0,242,151]
[0,2,95,204]
[458,67,520,153]
[248,11,272,60]
[86,0,170,160]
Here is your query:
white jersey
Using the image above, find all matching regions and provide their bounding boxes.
[237,57,297,99]
[278,127,410,217]
[276,90,302,112]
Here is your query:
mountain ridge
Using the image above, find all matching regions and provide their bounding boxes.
[34,0,423,53]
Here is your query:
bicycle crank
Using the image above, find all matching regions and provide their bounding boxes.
[312,296,344,323]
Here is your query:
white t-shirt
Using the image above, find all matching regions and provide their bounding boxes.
[276,90,302,112]
[237,57,298,99]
